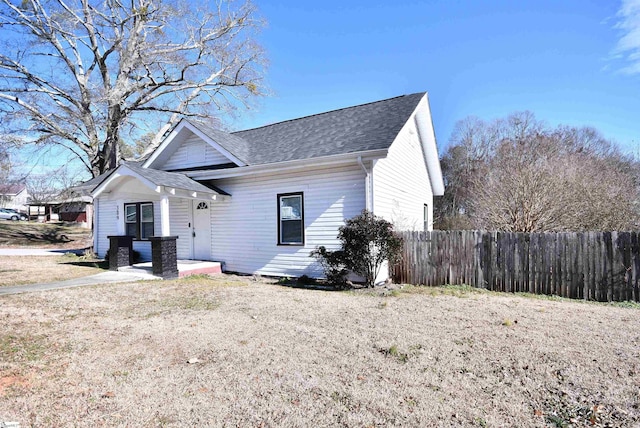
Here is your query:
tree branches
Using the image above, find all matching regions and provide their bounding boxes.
[0,0,266,177]
[436,112,640,232]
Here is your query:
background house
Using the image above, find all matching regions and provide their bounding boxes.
[0,183,29,211]
[46,177,107,227]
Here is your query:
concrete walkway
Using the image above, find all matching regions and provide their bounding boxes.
[0,247,223,295]
[0,270,160,296]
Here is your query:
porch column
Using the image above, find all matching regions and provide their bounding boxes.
[160,195,170,236]
[107,235,133,270]
[149,236,179,278]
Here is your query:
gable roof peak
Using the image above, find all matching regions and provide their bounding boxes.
[144,91,429,168]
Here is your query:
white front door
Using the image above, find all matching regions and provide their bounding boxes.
[192,200,211,260]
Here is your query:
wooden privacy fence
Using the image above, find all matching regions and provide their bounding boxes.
[391,231,640,302]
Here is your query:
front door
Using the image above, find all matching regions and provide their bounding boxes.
[192,200,211,260]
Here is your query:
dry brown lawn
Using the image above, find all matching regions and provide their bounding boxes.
[0,255,107,286]
[0,277,639,427]
[0,222,92,249]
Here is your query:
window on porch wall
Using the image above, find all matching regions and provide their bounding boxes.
[125,202,154,239]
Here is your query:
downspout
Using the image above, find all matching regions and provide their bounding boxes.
[93,198,99,256]
[357,156,374,212]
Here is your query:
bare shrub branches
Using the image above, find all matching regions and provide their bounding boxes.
[436,112,640,232]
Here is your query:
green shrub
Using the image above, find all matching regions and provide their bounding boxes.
[310,246,349,287]
[312,210,403,287]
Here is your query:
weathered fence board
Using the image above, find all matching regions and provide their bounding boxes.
[392,230,640,302]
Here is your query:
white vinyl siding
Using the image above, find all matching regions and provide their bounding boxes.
[210,163,365,277]
[373,118,433,231]
[169,198,192,259]
[95,199,118,258]
[159,134,232,170]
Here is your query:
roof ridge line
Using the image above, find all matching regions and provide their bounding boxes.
[232,92,426,134]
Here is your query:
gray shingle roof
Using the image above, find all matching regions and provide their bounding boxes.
[123,162,224,195]
[0,183,26,195]
[188,121,253,164]
[89,93,427,194]
[70,170,114,195]
[189,92,426,166]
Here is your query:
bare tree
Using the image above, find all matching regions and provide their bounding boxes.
[0,143,11,183]
[26,173,56,205]
[0,0,265,177]
[434,116,496,229]
[437,112,640,232]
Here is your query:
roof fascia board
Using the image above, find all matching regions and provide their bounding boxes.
[143,120,246,169]
[91,164,224,200]
[413,93,445,196]
[92,165,160,197]
[187,149,389,180]
[162,186,228,201]
[183,121,246,167]
[142,119,188,168]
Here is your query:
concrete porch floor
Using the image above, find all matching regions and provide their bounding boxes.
[118,260,223,279]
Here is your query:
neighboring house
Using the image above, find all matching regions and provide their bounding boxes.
[91,92,445,279]
[0,183,29,211]
[48,177,108,227]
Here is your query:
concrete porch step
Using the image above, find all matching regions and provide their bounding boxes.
[119,260,222,279]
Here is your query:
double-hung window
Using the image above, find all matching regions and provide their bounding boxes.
[124,202,154,239]
[278,192,304,245]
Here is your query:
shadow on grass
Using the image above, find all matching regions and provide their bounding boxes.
[62,260,109,270]
[275,276,365,292]
[16,227,72,244]
[0,223,91,247]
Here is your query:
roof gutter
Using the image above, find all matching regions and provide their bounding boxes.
[187,149,389,180]
[357,156,374,212]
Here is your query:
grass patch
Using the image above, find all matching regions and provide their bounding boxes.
[162,295,220,311]
[0,255,107,286]
[608,300,640,309]
[0,334,49,362]
[513,291,640,309]
[0,277,638,426]
[0,222,91,248]
[380,345,410,364]
[396,285,640,309]
[330,391,356,410]
[177,274,248,288]
[137,295,220,318]
[393,284,481,298]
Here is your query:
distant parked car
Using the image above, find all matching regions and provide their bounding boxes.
[0,208,27,221]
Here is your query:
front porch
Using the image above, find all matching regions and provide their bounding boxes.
[94,162,232,267]
[117,260,223,280]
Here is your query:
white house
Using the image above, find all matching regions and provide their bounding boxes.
[91,92,444,279]
[0,183,29,211]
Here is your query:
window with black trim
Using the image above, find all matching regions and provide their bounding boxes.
[124,202,154,239]
[278,192,304,245]
[423,203,429,232]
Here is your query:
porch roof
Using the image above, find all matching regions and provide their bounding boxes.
[92,162,230,200]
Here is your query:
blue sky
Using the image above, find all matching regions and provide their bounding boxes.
[231,0,640,155]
